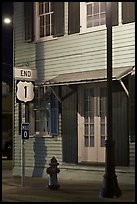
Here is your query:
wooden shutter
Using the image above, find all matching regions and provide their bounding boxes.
[53,2,64,37]
[122,2,135,24]
[112,2,118,26]
[24,2,34,42]
[68,2,80,35]
[50,92,58,135]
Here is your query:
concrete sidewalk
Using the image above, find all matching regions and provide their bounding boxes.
[2,170,135,202]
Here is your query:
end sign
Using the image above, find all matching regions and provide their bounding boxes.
[22,123,29,140]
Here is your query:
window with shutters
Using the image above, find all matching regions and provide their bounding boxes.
[33,86,51,135]
[35,2,64,41]
[80,2,118,33]
[39,2,54,37]
[19,86,59,137]
[86,2,106,28]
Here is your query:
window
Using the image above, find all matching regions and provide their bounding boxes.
[86,2,106,28]
[39,2,54,37]
[80,2,118,33]
[35,2,64,40]
[33,86,51,135]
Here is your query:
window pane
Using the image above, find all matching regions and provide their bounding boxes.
[100,13,106,25]
[39,3,44,15]
[101,136,105,147]
[84,136,89,147]
[45,2,49,13]
[50,2,53,12]
[94,15,99,26]
[90,136,94,147]
[84,124,88,135]
[100,2,106,12]
[90,124,94,135]
[40,16,44,26]
[87,16,93,28]
[87,4,92,15]
[40,27,44,37]
[84,115,88,123]
[94,3,99,14]
[101,124,105,135]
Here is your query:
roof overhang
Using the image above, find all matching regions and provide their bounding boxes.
[45,66,134,86]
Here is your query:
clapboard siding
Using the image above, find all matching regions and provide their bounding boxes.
[36,24,134,82]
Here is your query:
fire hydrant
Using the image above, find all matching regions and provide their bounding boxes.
[46,156,60,190]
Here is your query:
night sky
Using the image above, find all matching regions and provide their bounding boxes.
[2,2,13,87]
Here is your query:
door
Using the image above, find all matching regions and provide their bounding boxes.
[78,83,107,163]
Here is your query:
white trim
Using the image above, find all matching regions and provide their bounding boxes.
[118,2,122,25]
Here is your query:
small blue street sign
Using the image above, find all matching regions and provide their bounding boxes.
[21,123,29,140]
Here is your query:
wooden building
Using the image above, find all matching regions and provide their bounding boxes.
[13,2,135,180]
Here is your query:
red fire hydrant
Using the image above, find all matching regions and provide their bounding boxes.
[46,156,60,190]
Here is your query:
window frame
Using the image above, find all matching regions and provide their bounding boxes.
[80,2,106,34]
[35,2,65,42]
[35,2,56,42]
[33,86,52,137]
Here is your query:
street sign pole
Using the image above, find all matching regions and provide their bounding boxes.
[16,80,34,187]
[21,103,26,187]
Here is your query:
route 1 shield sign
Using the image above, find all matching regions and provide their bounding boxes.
[22,123,29,140]
[16,81,34,103]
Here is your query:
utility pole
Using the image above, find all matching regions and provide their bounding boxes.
[100,2,121,198]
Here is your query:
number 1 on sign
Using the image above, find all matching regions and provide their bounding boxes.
[24,86,27,98]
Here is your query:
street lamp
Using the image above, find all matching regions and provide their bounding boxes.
[4,17,12,24]
[100,2,121,198]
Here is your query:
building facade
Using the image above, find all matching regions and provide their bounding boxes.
[13,2,135,179]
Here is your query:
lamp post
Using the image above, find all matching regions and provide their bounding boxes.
[4,17,12,24]
[100,2,121,198]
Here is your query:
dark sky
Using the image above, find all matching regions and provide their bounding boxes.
[2,2,13,87]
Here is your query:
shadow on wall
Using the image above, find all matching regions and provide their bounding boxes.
[32,137,47,177]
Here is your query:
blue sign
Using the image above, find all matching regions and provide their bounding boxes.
[21,123,29,140]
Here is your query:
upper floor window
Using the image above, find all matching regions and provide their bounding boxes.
[35,2,64,41]
[39,2,54,37]
[80,2,119,33]
[86,2,106,28]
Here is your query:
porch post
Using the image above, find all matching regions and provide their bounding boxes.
[100,2,121,198]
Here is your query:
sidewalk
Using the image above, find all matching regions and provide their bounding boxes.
[2,169,135,202]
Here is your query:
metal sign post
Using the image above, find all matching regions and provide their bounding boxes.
[21,103,26,187]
